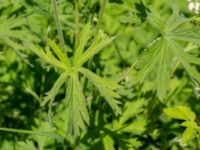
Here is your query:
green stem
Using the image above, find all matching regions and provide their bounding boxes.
[83,58,93,91]
[75,0,80,46]
[95,0,107,34]
[0,127,63,140]
[52,0,70,65]
[13,135,16,150]
[195,134,199,150]
[117,59,138,83]
[114,41,125,68]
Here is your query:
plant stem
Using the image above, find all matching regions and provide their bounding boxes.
[95,0,107,34]
[194,134,200,150]
[52,0,70,65]
[0,127,63,140]
[115,41,125,68]
[83,59,92,91]
[75,0,80,46]
[117,59,138,83]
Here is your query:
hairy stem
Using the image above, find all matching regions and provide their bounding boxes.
[52,0,70,65]
[95,0,107,34]
[75,0,80,46]
[0,127,63,140]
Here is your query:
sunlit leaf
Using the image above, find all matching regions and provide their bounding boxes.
[103,135,115,150]
[181,121,198,129]
[136,7,200,100]
[65,74,90,138]
[120,118,147,135]
[79,67,121,115]
[76,31,115,66]
[42,72,69,106]
[119,98,146,125]
[73,23,92,64]
[182,128,196,144]
[164,106,196,121]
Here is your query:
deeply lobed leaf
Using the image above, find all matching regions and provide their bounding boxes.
[164,106,196,121]
[64,74,90,138]
[27,22,119,140]
[79,67,122,115]
[136,7,200,100]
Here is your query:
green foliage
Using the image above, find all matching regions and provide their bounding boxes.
[0,1,39,63]
[164,106,199,144]
[135,6,200,100]
[25,22,120,139]
[164,106,196,121]
[0,52,4,61]
[1,0,200,149]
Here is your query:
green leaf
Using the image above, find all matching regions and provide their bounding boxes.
[167,39,200,83]
[155,39,171,100]
[0,15,38,45]
[181,121,198,129]
[164,106,196,121]
[17,140,36,150]
[25,22,120,139]
[146,12,164,33]
[136,7,200,100]
[123,138,142,149]
[182,128,196,144]
[76,31,115,66]
[31,119,56,150]
[65,74,90,138]
[119,99,146,125]
[73,23,92,64]
[167,41,200,66]
[79,67,121,115]
[102,135,115,150]
[0,15,38,64]
[0,52,4,61]
[42,72,69,106]
[164,9,188,34]
[47,39,70,67]
[135,40,162,82]
[170,27,200,44]
[24,42,68,71]
[120,118,147,135]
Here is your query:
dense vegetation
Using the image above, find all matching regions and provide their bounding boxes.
[0,0,200,149]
